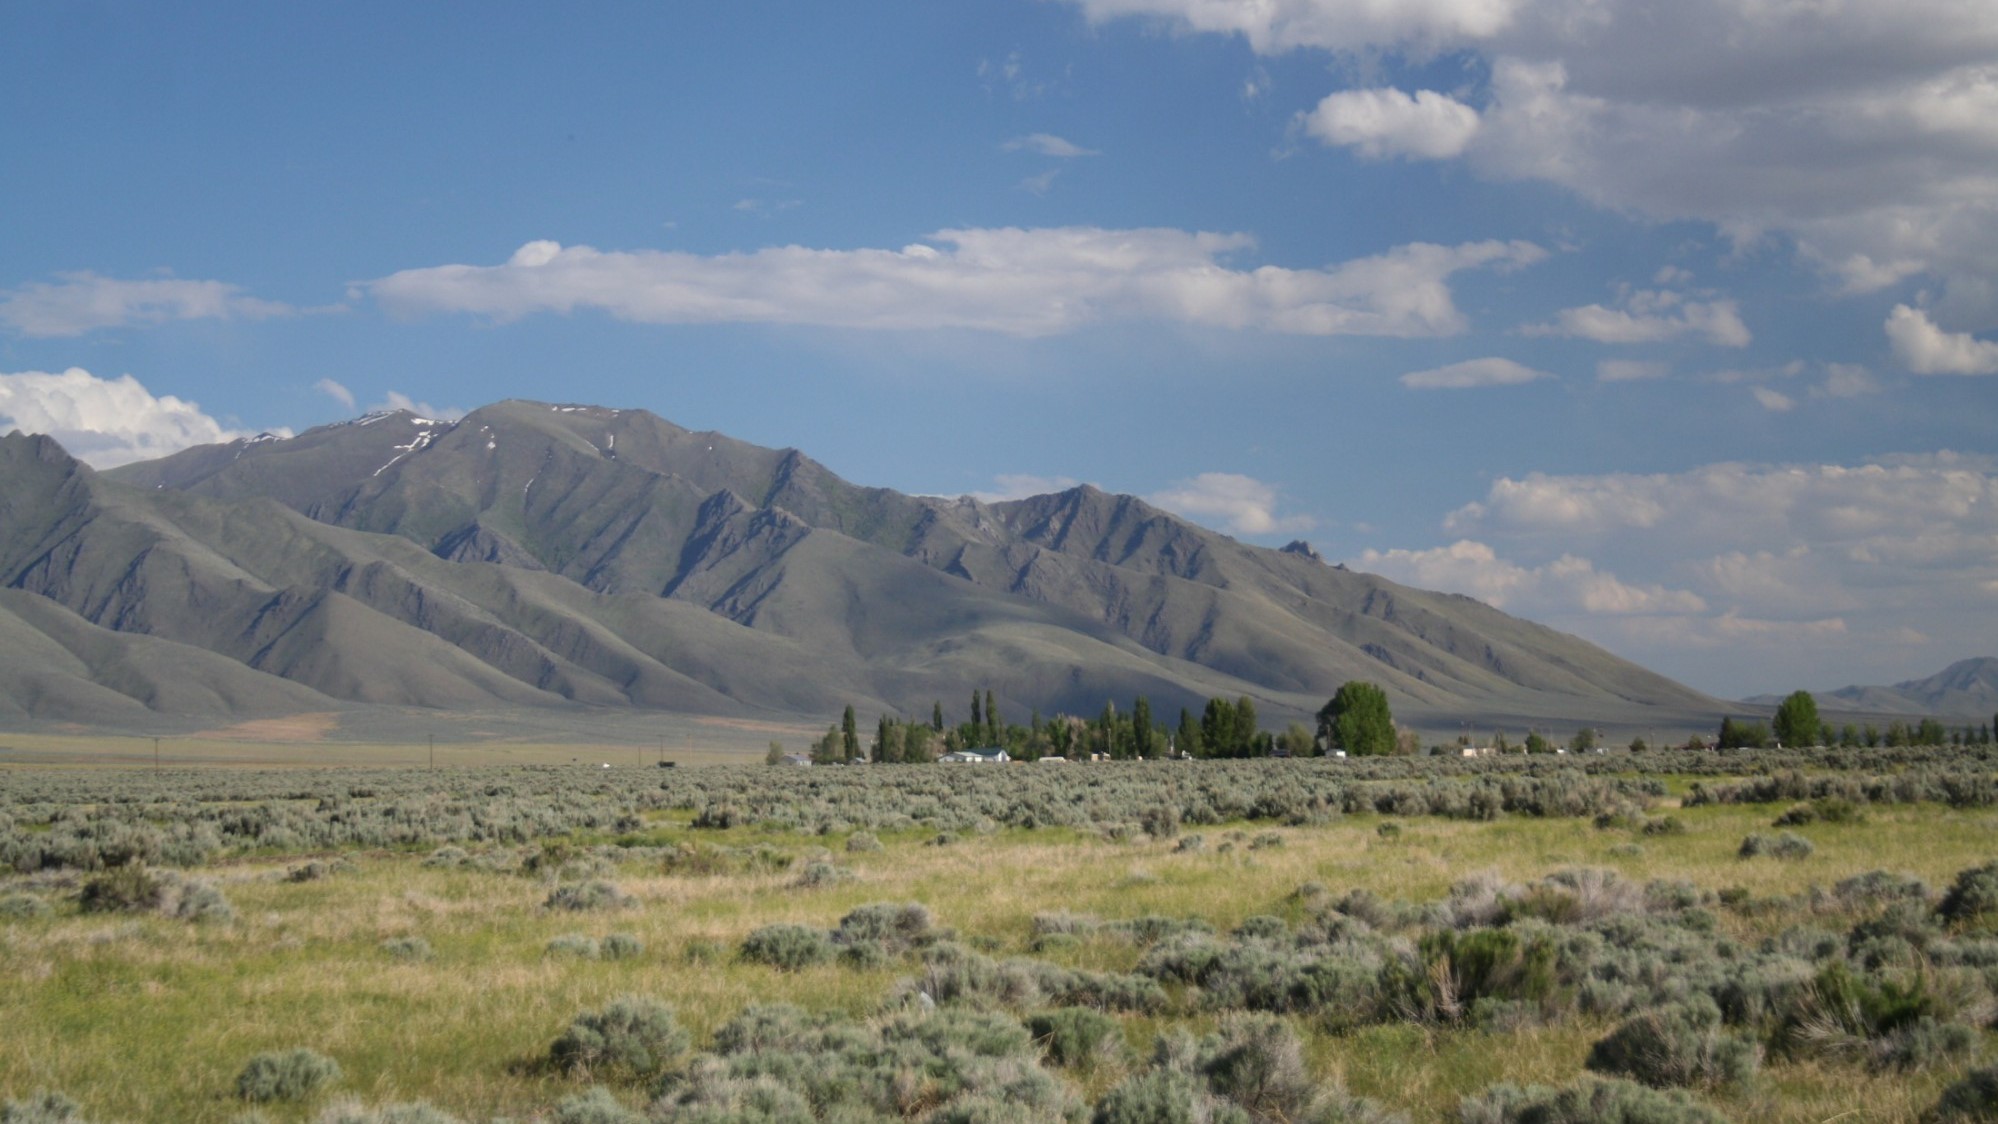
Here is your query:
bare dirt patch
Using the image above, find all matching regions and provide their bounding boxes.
[190,713,341,742]
[691,715,818,736]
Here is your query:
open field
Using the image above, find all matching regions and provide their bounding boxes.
[0,719,793,770]
[4,751,1998,1123]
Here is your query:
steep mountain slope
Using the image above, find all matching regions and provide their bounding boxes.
[0,398,1736,733]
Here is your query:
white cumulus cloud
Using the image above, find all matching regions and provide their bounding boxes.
[1885,304,1998,375]
[366,231,1544,339]
[0,368,287,467]
[1367,452,1998,692]
[1147,472,1314,537]
[1068,0,1998,315]
[1357,539,1706,617]
[0,272,294,337]
[1399,357,1553,388]
[1303,87,1481,159]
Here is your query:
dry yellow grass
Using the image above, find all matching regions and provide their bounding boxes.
[1,797,1993,1121]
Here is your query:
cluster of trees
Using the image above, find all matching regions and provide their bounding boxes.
[791,683,1998,767]
[1715,691,1992,749]
[790,681,1411,765]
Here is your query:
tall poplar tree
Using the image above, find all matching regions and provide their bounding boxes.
[1132,696,1153,758]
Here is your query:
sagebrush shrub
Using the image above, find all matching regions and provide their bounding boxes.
[792,861,852,889]
[0,1091,89,1123]
[380,936,432,962]
[173,880,236,924]
[845,832,882,852]
[1940,863,1998,928]
[600,933,643,960]
[77,864,163,913]
[1930,1064,1998,1121]
[1870,1016,1980,1072]
[544,880,629,912]
[1458,1076,1730,1124]
[551,1086,644,1124]
[1739,832,1814,860]
[1190,1013,1317,1121]
[235,1048,341,1102]
[1027,1007,1121,1067]
[0,892,51,920]
[548,996,689,1081]
[310,1101,462,1124]
[739,923,833,970]
[1091,1071,1203,1124]
[1585,997,1759,1088]
[547,933,601,959]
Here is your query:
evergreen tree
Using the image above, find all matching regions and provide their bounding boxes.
[1131,696,1153,759]
[1201,697,1236,758]
[969,691,982,736]
[985,689,999,745]
[873,714,893,763]
[1772,690,1820,747]
[1234,696,1258,756]
[932,701,944,732]
[1319,681,1394,756]
[841,704,860,762]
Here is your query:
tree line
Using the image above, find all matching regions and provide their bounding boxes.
[782,681,1420,765]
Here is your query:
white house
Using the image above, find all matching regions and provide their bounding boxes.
[939,747,1010,764]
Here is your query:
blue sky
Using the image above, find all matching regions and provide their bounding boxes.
[2,0,1994,698]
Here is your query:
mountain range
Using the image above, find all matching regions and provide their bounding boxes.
[0,400,1733,738]
[1747,658,1998,720]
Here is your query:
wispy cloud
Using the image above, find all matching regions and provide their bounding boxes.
[966,473,1083,503]
[1003,133,1098,158]
[1399,357,1553,389]
[367,231,1545,339]
[0,272,295,337]
[1523,287,1750,347]
[313,378,356,410]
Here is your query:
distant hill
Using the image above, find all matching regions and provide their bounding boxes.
[1756,658,1998,719]
[0,399,1728,735]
